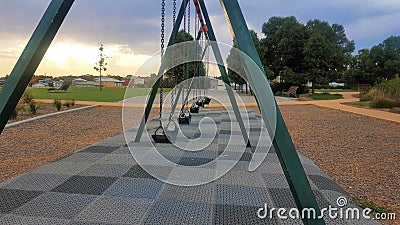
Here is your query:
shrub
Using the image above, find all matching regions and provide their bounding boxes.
[311,93,343,100]
[370,98,400,109]
[351,197,391,214]
[271,83,309,95]
[375,76,400,102]
[10,108,18,120]
[360,93,373,102]
[29,102,37,114]
[63,100,75,108]
[365,77,400,108]
[53,99,62,111]
[64,102,71,108]
[22,90,35,104]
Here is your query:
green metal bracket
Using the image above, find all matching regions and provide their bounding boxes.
[219,0,325,224]
[0,0,75,135]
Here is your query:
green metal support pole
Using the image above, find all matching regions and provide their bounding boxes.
[219,0,325,224]
[135,0,189,142]
[199,0,251,147]
[0,0,75,135]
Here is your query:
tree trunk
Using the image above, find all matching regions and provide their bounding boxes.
[312,80,315,94]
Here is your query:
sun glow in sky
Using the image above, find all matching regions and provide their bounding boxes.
[37,42,152,76]
[1,0,400,77]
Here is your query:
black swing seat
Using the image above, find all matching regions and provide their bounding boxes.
[203,97,211,105]
[178,110,191,125]
[190,104,200,113]
[196,99,205,107]
[152,122,178,143]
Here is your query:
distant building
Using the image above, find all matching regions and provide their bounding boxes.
[123,75,154,88]
[32,83,46,88]
[81,74,94,81]
[216,80,226,90]
[71,78,95,87]
[29,76,41,87]
[94,77,124,88]
[123,79,134,88]
[329,82,345,87]
[34,78,64,87]
[131,76,145,88]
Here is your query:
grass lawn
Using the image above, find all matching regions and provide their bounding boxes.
[26,87,163,102]
[315,89,356,93]
[312,93,343,100]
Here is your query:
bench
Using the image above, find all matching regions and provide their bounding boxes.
[357,84,371,92]
[282,86,299,98]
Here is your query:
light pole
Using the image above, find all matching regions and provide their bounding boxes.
[94,43,107,91]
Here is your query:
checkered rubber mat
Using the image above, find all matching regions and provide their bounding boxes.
[0,110,380,224]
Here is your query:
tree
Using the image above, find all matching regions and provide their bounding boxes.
[261,16,304,77]
[259,17,354,92]
[94,43,108,91]
[163,30,205,88]
[305,20,355,90]
[227,29,267,92]
[344,49,376,86]
[303,32,334,93]
[346,36,400,86]
[227,44,246,90]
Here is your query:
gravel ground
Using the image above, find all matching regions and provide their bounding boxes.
[0,104,399,223]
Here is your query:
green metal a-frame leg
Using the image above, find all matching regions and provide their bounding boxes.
[0,0,75,135]
[219,0,325,224]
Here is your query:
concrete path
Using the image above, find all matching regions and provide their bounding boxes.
[278,92,400,124]
[34,91,400,124]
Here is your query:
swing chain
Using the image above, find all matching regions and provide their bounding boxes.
[188,1,191,36]
[170,0,177,111]
[159,0,166,119]
[161,0,165,57]
[182,7,187,106]
[173,0,177,26]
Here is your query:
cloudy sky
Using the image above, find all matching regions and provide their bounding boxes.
[0,0,399,77]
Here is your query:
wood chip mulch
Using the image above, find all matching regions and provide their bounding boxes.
[0,106,158,183]
[278,105,400,222]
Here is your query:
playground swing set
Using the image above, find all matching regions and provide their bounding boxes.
[0,1,326,224]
